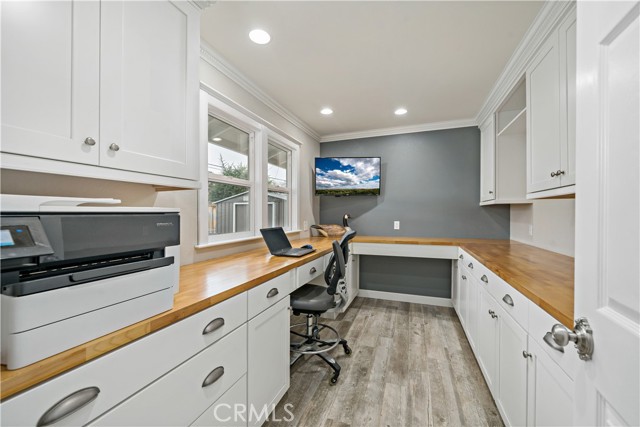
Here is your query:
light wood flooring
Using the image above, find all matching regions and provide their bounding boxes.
[265,297,503,427]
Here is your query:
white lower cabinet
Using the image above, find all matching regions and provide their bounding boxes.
[247,296,290,427]
[191,376,248,427]
[457,249,574,427]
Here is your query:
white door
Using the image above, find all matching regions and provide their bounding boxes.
[1,0,99,164]
[480,116,496,202]
[100,0,199,180]
[574,2,640,426]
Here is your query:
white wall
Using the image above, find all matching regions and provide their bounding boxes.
[510,199,575,257]
[0,55,321,266]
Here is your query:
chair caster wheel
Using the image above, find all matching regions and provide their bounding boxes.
[330,376,338,385]
[343,344,352,355]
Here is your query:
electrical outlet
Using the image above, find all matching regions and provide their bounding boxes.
[528,224,533,236]
[394,221,400,230]
[303,220,309,231]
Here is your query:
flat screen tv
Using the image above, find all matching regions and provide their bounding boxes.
[315,157,381,196]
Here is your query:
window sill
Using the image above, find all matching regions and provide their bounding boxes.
[194,229,303,250]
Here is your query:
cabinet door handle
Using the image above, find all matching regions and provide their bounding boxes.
[502,294,514,307]
[543,331,565,353]
[558,170,565,176]
[488,310,498,319]
[309,267,317,274]
[461,275,467,280]
[37,387,100,427]
[83,137,96,146]
[489,190,494,194]
[551,171,557,177]
[459,254,464,260]
[202,317,225,335]
[468,262,474,269]
[267,288,279,298]
[522,351,532,359]
[202,366,224,388]
[109,143,120,151]
[481,275,488,283]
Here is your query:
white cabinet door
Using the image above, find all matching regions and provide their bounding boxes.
[247,297,290,427]
[100,1,199,180]
[527,339,573,427]
[477,288,499,394]
[527,33,562,193]
[480,116,496,202]
[1,0,100,165]
[451,262,460,313]
[559,13,577,187]
[497,308,528,427]
[465,274,480,351]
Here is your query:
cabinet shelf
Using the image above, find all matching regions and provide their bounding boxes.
[497,108,526,137]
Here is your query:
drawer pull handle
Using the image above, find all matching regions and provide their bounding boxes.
[202,317,225,335]
[481,275,488,283]
[468,262,474,269]
[461,275,467,280]
[502,294,514,307]
[267,288,279,298]
[37,386,100,427]
[202,366,225,388]
[543,332,565,353]
[459,254,464,260]
[522,350,533,359]
[310,267,317,274]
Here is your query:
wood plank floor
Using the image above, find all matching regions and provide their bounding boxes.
[265,297,503,427]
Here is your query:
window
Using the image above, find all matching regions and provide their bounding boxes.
[199,91,299,246]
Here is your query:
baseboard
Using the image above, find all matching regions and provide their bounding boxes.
[358,289,452,308]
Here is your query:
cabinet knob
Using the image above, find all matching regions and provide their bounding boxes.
[488,309,498,319]
[558,170,565,175]
[468,262,474,269]
[481,275,489,284]
[461,275,467,280]
[459,254,464,260]
[550,171,557,177]
[109,143,120,152]
[37,387,100,427]
[489,191,494,194]
[522,351,533,359]
[83,137,96,146]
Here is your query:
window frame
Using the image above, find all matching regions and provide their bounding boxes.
[198,90,300,247]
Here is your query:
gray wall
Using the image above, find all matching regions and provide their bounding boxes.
[319,127,510,298]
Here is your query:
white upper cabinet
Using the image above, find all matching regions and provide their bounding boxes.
[1,0,200,185]
[1,1,100,165]
[480,117,496,202]
[100,1,199,180]
[526,9,576,197]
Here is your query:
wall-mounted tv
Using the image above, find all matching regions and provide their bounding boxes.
[315,157,381,196]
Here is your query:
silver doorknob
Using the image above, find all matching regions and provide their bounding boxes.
[109,143,120,152]
[84,137,96,146]
[550,317,594,361]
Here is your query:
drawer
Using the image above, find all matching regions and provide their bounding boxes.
[191,375,248,427]
[0,293,247,427]
[528,301,578,380]
[488,274,529,330]
[91,324,248,426]
[296,256,324,288]
[248,271,294,319]
[461,251,493,286]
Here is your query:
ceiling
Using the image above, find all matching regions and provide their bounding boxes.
[200,1,543,140]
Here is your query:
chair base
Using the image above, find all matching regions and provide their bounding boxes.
[290,313,351,385]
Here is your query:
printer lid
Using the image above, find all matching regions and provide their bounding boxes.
[0,195,179,214]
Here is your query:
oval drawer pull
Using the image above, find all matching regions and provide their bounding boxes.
[481,275,488,283]
[202,366,225,388]
[502,294,514,307]
[543,332,565,353]
[37,386,100,427]
[459,254,464,260]
[468,262,474,269]
[310,267,317,274]
[267,288,279,298]
[202,317,225,335]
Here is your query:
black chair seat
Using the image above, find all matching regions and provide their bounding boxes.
[290,284,336,313]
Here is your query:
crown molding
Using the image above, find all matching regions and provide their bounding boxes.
[319,118,477,143]
[475,1,575,126]
[199,41,321,142]
[189,1,215,11]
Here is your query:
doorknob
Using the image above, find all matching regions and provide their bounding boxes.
[550,317,594,361]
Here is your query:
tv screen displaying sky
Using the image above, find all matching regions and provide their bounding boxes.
[315,157,381,196]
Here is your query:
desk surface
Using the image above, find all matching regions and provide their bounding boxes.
[0,236,574,400]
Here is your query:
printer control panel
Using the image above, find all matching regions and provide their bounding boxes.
[0,217,54,263]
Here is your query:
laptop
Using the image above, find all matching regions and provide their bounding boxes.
[260,227,315,257]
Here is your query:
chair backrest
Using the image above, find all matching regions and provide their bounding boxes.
[325,229,357,295]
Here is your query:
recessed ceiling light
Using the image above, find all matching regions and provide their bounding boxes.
[395,108,408,116]
[320,107,333,115]
[249,29,271,45]
[212,137,222,142]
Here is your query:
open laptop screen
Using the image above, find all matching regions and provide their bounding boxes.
[260,227,292,253]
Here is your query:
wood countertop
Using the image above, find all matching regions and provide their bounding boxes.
[0,236,574,400]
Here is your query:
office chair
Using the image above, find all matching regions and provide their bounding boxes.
[289,229,357,385]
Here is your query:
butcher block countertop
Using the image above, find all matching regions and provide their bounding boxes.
[0,236,574,400]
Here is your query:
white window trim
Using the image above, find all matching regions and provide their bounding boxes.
[198,90,300,246]
[232,202,249,233]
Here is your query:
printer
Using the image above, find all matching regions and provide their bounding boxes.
[0,195,180,370]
